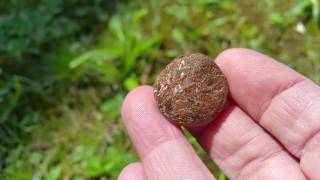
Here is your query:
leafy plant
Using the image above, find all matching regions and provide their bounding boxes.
[0,0,117,60]
[1,0,320,179]
[0,0,122,152]
[267,0,319,32]
[70,7,162,91]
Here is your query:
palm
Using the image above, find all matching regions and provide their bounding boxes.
[118,49,320,180]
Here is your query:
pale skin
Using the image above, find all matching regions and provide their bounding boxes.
[118,48,320,180]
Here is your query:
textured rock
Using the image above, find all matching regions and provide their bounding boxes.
[153,53,228,127]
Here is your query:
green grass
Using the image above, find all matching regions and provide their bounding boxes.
[1,0,320,179]
[2,89,137,179]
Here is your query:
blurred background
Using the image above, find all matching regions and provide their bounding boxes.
[0,0,319,179]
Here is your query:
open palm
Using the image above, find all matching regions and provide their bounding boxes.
[118,49,320,180]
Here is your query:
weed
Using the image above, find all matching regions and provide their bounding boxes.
[1,0,319,179]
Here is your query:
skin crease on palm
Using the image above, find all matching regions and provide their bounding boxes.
[118,48,320,180]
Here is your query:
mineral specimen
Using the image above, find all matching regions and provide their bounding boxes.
[153,53,228,127]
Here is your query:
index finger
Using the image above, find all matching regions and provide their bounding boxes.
[121,86,215,180]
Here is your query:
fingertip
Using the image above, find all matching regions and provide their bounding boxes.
[121,85,182,157]
[215,48,273,76]
[120,87,214,180]
[118,162,146,180]
[214,48,305,120]
[121,85,154,123]
[215,48,251,66]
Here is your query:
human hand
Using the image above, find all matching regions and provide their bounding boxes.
[118,49,320,180]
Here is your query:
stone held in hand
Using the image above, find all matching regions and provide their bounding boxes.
[153,53,229,127]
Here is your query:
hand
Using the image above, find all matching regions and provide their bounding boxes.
[118,49,320,180]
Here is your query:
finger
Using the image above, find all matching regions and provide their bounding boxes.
[216,49,320,157]
[300,146,320,180]
[215,48,320,179]
[192,101,306,179]
[118,162,147,180]
[122,86,215,180]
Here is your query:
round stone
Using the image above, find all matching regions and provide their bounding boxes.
[153,53,228,127]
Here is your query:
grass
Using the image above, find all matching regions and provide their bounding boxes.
[2,90,136,179]
[1,0,320,179]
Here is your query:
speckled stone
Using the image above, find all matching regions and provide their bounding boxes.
[153,53,228,127]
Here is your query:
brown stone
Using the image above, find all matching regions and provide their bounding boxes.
[153,53,228,127]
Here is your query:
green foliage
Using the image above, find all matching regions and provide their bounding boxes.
[267,0,319,30]
[0,0,120,150]
[70,7,162,91]
[100,93,124,120]
[0,0,114,59]
[2,94,137,179]
[1,0,320,179]
[0,77,21,124]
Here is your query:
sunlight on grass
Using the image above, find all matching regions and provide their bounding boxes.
[1,0,319,179]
